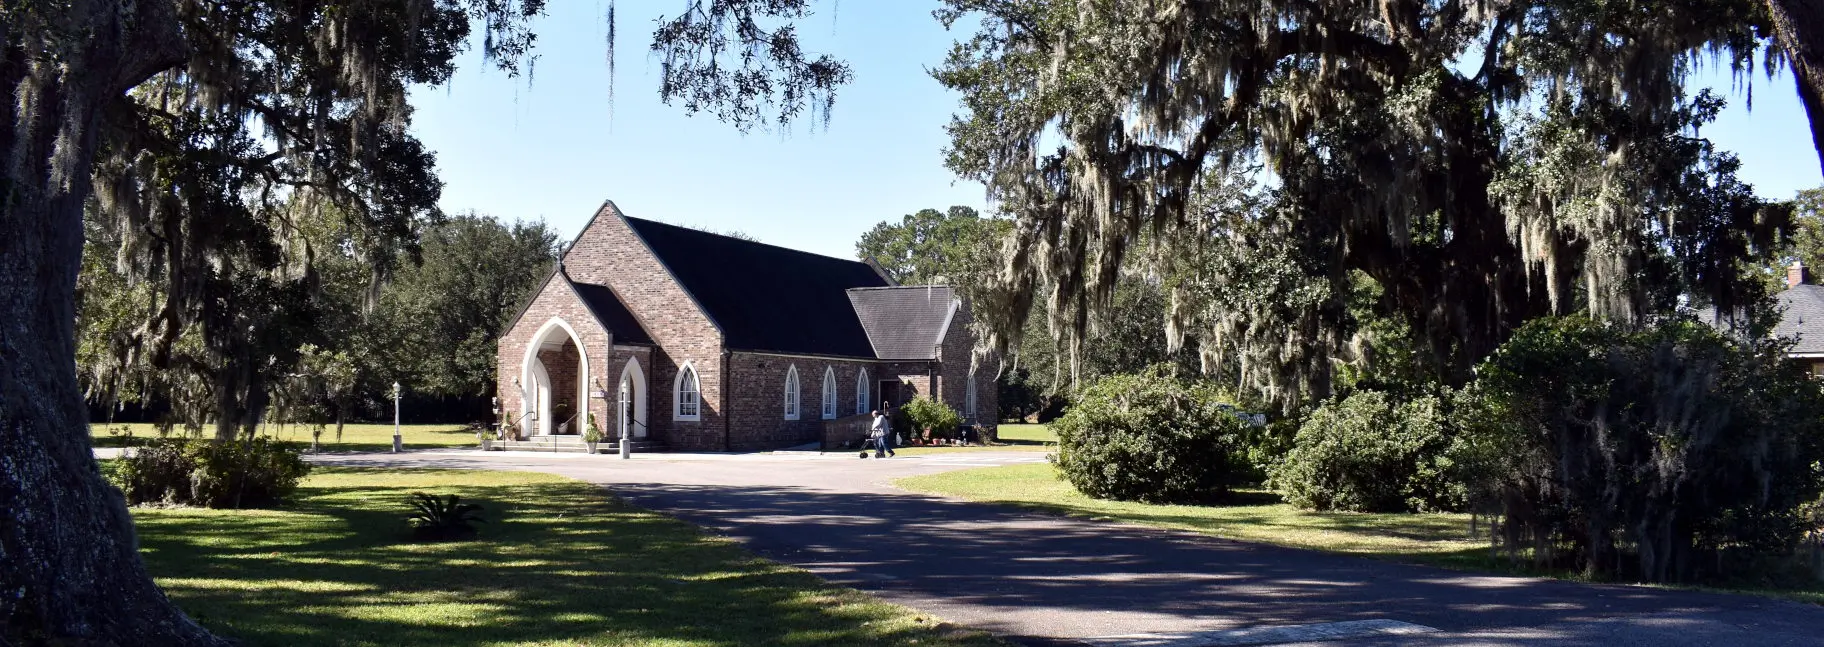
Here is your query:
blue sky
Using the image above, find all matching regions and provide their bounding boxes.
[408,1,1824,260]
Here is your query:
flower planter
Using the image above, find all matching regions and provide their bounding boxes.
[480,438,494,451]
[585,441,599,454]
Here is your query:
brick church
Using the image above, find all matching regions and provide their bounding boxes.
[495,201,997,452]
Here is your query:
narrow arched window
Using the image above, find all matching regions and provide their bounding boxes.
[856,368,871,415]
[821,367,838,419]
[784,365,801,420]
[966,372,978,417]
[674,362,701,421]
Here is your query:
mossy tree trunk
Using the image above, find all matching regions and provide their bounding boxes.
[1769,0,1824,174]
[0,2,224,644]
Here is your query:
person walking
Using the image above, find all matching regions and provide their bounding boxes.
[865,409,894,459]
[879,402,897,458]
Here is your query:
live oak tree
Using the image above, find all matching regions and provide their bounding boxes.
[2,1,543,642]
[8,0,1824,642]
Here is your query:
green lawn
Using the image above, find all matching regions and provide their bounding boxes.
[93,422,478,452]
[133,468,1004,646]
[993,423,1056,445]
[896,463,1824,605]
[898,463,1486,563]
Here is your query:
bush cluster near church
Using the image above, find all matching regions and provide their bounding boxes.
[1054,316,1824,584]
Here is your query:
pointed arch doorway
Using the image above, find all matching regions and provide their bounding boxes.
[520,318,590,437]
[617,359,649,439]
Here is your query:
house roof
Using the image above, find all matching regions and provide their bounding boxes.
[564,271,655,346]
[623,216,890,357]
[1775,284,1824,354]
[847,286,958,360]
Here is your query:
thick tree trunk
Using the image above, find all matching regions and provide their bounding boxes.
[1768,0,1824,175]
[0,3,225,645]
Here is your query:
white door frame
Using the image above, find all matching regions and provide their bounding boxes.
[618,358,648,439]
[520,317,590,437]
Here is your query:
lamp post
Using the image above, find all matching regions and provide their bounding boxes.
[390,381,402,453]
[617,378,632,459]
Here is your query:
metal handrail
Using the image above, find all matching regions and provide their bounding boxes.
[499,411,537,439]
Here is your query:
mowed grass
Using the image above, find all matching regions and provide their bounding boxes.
[993,423,1056,445]
[133,468,1005,646]
[92,422,477,452]
[898,463,1489,565]
[896,463,1824,605]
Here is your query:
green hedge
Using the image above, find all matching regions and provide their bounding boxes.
[1270,390,1465,513]
[110,437,311,508]
[1051,369,1250,504]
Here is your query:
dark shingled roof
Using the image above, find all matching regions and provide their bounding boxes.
[565,272,655,346]
[1775,284,1824,354]
[847,286,957,360]
[624,216,889,357]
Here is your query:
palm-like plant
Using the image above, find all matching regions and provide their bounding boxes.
[407,492,485,541]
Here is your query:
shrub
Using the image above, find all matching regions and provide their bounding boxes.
[1051,369,1250,504]
[111,437,311,508]
[582,413,604,443]
[407,492,485,541]
[1271,390,1466,513]
[902,396,963,439]
[1465,316,1824,582]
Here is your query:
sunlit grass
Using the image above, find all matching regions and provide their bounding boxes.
[133,468,1005,646]
[896,463,1824,606]
[93,422,476,452]
[993,423,1055,445]
[898,463,1483,560]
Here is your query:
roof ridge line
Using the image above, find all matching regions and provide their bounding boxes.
[622,215,876,268]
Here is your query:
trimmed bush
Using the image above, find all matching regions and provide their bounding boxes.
[902,396,963,440]
[1271,390,1465,513]
[1051,369,1250,504]
[111,437,311,508]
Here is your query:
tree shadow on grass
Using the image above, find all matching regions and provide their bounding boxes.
[134,469,1000,647]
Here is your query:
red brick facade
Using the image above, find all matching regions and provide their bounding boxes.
[497,201,997,451]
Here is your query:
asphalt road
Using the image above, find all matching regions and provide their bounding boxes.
[310,449,1824,647]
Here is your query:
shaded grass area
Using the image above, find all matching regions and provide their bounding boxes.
[897,463,1824,606]
[134,468,1004,646]
[93,422,476,452]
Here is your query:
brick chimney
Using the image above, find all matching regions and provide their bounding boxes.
[1789,261,1810,288]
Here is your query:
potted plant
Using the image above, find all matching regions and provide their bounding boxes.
[902,397,962,447]
[582,413,603,454]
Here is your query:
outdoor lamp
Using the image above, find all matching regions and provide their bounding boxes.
[390,382,403,453]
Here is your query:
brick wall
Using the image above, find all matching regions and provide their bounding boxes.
[537,341,582,433]
[559,203,727,451]
[936,299,998,430]
[726,353,881,451]
[495,278,612,438]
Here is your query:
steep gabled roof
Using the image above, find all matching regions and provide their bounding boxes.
[847,286,957,360]
[622,216,889,357]
[564,271,655,346]
[1775,284,1824,355]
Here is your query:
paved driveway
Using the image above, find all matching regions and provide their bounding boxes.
[313,449,1824,647]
